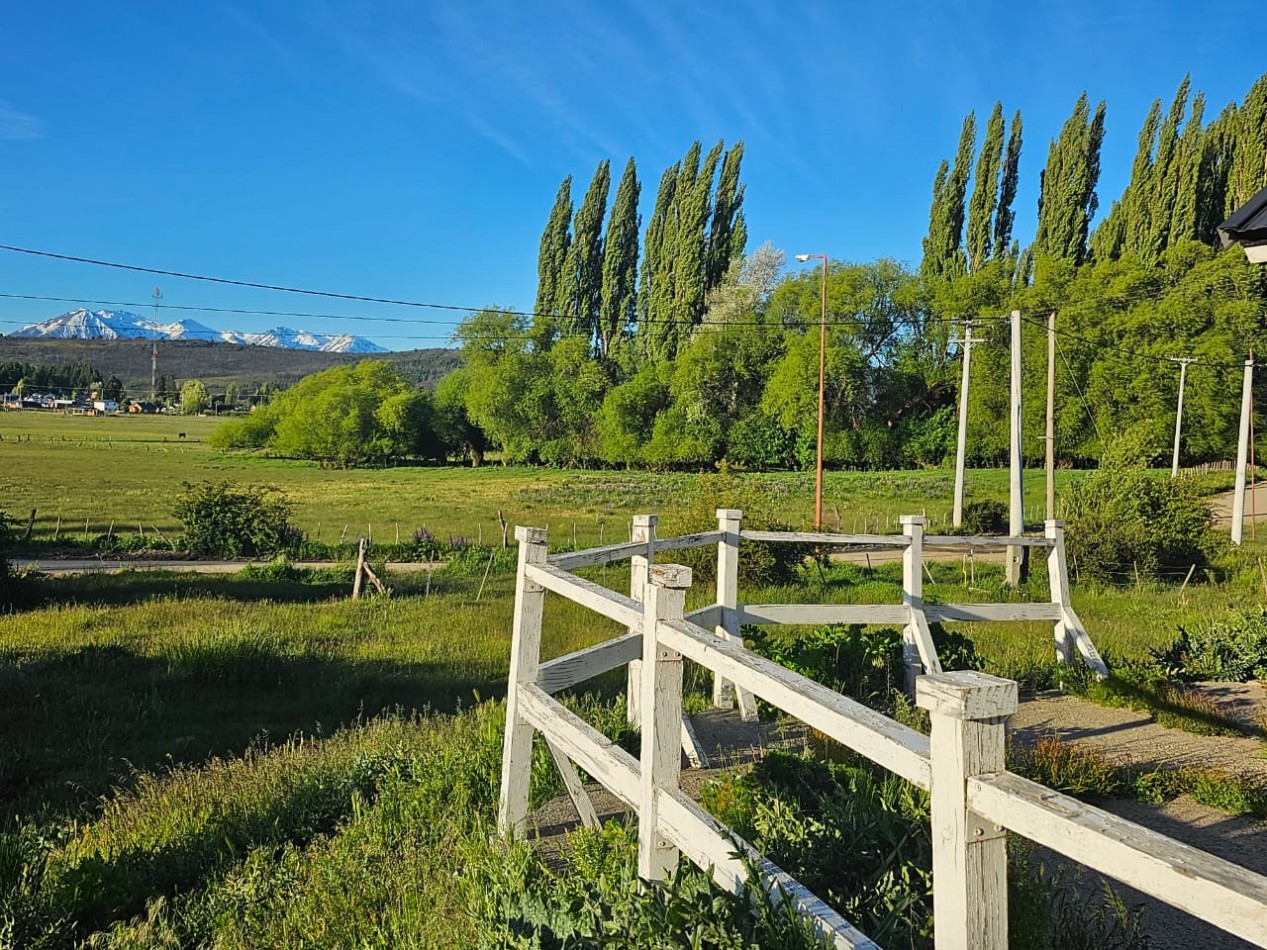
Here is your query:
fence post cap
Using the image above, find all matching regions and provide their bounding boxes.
[1044,519,1066,533]
[899,514,926,526]
[915,671,1018,720]
[632,514,659,528]
[649,564,693,589]
[514,526,548,544]
[716,508,743,520]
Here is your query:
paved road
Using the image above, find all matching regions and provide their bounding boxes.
[1210,484,1267,525]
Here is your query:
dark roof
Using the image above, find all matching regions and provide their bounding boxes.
[1218,184,1267,249]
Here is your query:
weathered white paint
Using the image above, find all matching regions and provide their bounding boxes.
[924,603,1062,623]
[969,770,1267,947]
[714,509,756,718]
[627,515,656,728]
[638,565,689,880]
[1233,358,1254,545]
[654,531,724,553]
[537,633,642,694]
[658,788,880,949]
[497,527,549,836]
[517,682,640,807]
[524,561,642,629]
[923,535,1055,549]
[917,671,1017,950]
[684,603,722,629]
[545,738,600,829]
[680,713,708,769]
[1045,520,1074,664]
[738,603,910,626]
[740,530,909,546]
[901,516,941,693]
[549,539,650,569]
[659,617,932,790]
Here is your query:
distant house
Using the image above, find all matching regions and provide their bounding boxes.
[1218,185,1267,262]
[127,400,157,414]
[93,399,120,413]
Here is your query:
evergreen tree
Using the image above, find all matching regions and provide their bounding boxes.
[1228,74,1267,212]
[706,141,747,290]
[533,177,573,332]
[556,160,610,339]
[638,161,679,360]
[994,111,1023,256]
[966,103,1005,273]
[921,113,975,281]
[1144,76,1192,257]
[1034,93,1106,265]
[1169,92,1206,245]
[598,157,640,365]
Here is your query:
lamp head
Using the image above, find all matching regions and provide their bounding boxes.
[794,254,811,262]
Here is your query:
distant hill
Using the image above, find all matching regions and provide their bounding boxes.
[0,337,461,392]
[15,308,387,354]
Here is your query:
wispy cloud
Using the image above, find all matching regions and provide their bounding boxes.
[0,100,43,141]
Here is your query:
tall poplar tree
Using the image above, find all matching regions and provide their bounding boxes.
[638,162,679,360]
[1034,93,1106,264]
[921,113,975,281]
[994,111,1023,257]
[533,177,573,332]
[556,160,610,338]
[966,103,1005,272]
[706,141,747,290]
[598,157,640,365]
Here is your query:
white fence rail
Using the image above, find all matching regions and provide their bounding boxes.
[499,514,1267,948]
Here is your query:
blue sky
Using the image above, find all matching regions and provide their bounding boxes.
[0,1,1259,351]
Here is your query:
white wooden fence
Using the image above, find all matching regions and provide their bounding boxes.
[498,512,1267,949]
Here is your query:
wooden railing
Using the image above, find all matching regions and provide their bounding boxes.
[498,514,1267,948]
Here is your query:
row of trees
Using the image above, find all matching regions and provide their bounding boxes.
[533,140,747,368]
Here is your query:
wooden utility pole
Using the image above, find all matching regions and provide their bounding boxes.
[952,321,975,528]
[1045,311,1056,522]
[1006,310,1026,585]
[1232,357,1254,546]
[1170,357,1193,477]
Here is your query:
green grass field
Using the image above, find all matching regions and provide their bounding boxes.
[1,409,1262,947]
[3,409,1082,548]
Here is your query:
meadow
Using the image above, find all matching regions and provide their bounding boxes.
[3,409,1078,548]
[2,409,1263,947]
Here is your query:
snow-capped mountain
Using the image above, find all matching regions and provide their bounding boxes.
[12,309,386,353]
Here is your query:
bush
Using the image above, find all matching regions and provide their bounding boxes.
[1065,452,1220,583]
[1151,608,1267,682]
[960,499,1007,535]
[172,481,299,558]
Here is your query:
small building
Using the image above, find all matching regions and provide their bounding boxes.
[127,400,157,414]
[93,399,120,413]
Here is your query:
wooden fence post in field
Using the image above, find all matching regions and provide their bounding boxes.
[352,538,368,599]
[714,508,756,719]
[497,526,548,836]
[627,514,657,729]
[1046,520,1073,664]
[639,563,690,881]
[23,508,35,542]
[917,671,1017,950]
[900,515,941,694]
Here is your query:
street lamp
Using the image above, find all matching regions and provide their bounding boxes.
[795,253,828,531]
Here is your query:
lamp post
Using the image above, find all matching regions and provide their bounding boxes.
[795,253,828,531]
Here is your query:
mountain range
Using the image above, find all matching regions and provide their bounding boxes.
[10,308,387,354]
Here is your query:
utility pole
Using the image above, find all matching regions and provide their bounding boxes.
[1006,309,1026,586]
[1169,357,1193,477]
[952,321,976,528]
[1232,356,1254,546]
[1045,311,1056,522]
[151,286,162,403]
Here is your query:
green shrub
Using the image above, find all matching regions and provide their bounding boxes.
[172,481,299,558]
[1065,452,1220,583]
[1150,608,1267,682]
[960,499,1007,534]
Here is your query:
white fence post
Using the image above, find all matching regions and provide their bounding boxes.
[1045,520,1073,664]
[917,670,1017,950]
[497,526,549,837]
[639,563,690,881]
[714,508,757,720]
[901,515,940,694]
[628,514,657,729]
